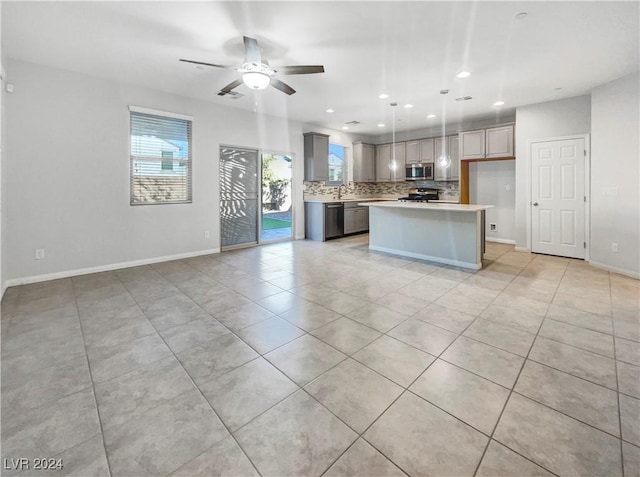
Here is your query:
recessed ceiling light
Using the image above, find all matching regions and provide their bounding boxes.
[378,93,389,99]
[427,114,436,119]
[377,123,385,127]
[515,12,528,20]
[493,101,505,106]
[456,71,471,79]
[342,126,349,130]
[404,104,413,109]
[325,108,334,113]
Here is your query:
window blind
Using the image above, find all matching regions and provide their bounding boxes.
[130,110,192,205]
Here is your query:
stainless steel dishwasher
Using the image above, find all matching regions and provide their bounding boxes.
[324,202,344,239]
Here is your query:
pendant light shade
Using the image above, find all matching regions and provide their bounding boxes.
[439,90,450,169]
[389,102,398,172]
[242,72,270,90]
[438,153,452,168]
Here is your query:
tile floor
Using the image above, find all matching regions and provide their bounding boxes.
[1,236,639,477]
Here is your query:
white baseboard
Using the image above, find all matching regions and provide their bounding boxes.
[4,248,221,288]
[295,234,305,240]
[588,260,640,280]
[514,246,531,252]
[486,237,516,245]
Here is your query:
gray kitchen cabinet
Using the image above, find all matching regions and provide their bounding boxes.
[304,132,329,181]
[353,142,376,182]
[459,124,514,160]
[434,135,459,181]
[486,125,514,158]
[391,142,406,182]
[344,202,369,234]
[420,138,435,162]
[375,144,391,182]
[405,140,420,164]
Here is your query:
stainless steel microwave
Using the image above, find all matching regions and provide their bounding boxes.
[406,163,434,181]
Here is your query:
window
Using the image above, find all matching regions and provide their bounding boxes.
[328,143,345,185]
[130,107,192,205]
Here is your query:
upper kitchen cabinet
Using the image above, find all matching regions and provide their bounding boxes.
[434,135,459,181]
[420,138,435,163]
[375,144,391,182]
[304,132,330,181]
[353,142,376,182]
[391,142,406,181]
[486,125,514,158]
[459,124,514,160]
[405,140,420,164]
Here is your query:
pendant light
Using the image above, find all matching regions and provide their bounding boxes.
[437,90,451,168]
[388,102,398,173]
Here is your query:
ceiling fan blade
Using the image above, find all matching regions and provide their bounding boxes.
[277,65,325,75]
[270,78,296,95]
[180,59,237,70]
[243,36,262,63]
[217,78,243,96]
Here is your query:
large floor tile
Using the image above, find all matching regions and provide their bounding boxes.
[324,438,405,477]
[200,357,298,431]
[353,335,435,387]
[346,303,408,333]
[515,360,620,436]
[539,318,615,358]
[103,391,229,477]
[2,388,101,462]
[364,392,488,476]
[158,316,230,353]
[279,302,341,331]
[413,303,476,334]
[94,356,196,430]
[492,292,549,317]
[305,358,403,433]
[169,436,259,477]
[257,290,310,315]
[236,316,306,354]
[311,317,381,355]
[235,390,357,477]
[494,393,622,477]
[616,336,640,366]
[141,293,212,330]
[476,440,554,477]
[480,304,544,334]
[373,292,431,316]
[177,333,259,385]
[387,318,457,355]
[410,359,510,434]
[546,303,613,334]
[528,336,617,389]
[618,361,640,398]
[214,302,275,331]
[463,319,536,357]
[623,442,640,477]
[441,336,524,388]
[553,290,613,316]
[264,334,346,385]
[86,333,172,383]
[620,394,640,446]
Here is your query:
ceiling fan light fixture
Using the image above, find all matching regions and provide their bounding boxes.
[242,72,271,90]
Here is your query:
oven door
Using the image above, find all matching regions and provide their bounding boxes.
[405,164,425,181]
[423,163,434,180]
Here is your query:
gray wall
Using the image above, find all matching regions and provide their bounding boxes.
[3,60,360,285]
[514,95,591,248]
[590,72,639,276]
[469,161,516,243]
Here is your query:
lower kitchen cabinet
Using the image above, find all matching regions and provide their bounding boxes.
[344,203,369,235]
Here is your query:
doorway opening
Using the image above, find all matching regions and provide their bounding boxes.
[261,152,293,242]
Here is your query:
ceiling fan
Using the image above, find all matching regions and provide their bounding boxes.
[180,36,325,96]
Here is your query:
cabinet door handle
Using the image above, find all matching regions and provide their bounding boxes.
[533,202,539,206]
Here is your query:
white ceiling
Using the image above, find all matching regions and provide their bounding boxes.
[3,1,639,136]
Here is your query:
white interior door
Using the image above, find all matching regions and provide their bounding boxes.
[531,138,586,259]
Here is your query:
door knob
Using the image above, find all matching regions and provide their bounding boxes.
[533,202,539,206]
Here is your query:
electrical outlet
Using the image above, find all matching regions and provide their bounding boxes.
[490,223,497,231]
[204,231,210,239]
[35,249,45,260]
[505,184,511,191]
[612,243,619,253]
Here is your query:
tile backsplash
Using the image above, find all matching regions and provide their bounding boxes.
[303,181,459,201]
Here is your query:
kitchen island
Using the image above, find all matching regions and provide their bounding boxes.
[359,202,493,270]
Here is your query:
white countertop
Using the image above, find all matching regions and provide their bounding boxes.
[304,197,397,203]
[358,201,492,212]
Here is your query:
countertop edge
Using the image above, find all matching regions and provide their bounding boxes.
[358,201,493,212]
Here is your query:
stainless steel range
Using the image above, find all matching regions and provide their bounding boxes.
[397,188,439,203]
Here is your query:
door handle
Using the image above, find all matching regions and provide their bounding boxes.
[533,202,539,206]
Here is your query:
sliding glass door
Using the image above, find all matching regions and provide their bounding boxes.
[261,153,293,242]
[220,146,259,249]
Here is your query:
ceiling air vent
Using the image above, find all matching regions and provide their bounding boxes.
[455,96,473,102]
